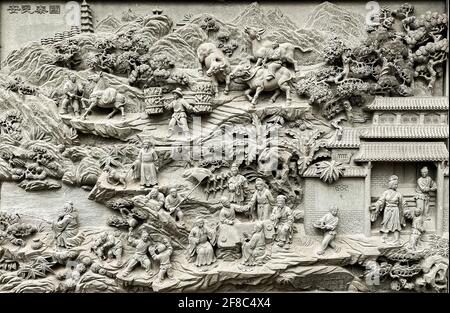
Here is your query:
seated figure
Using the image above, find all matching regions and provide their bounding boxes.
[241,222,266,266]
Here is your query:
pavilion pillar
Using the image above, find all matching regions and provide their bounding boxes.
[435,161,445,236]
[364,161,373,237]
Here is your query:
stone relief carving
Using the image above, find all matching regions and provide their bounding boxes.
[0,1,448,294]
[313,206,340,255]
[371,175,406,245]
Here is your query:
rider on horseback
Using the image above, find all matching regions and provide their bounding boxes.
[262,42,282,82]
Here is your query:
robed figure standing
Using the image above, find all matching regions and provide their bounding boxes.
[372,175,406,245]
[415,166,437,220]
[133,140,158,188]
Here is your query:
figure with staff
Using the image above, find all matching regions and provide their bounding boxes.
[164,188,186,227]
[161,167,215,228]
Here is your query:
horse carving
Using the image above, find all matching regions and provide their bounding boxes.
[230,62,293,106]
[244,26,311,73]
[197,42,232,97]
[81,73,126,120]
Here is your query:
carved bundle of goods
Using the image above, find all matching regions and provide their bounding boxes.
[144,87,165,115]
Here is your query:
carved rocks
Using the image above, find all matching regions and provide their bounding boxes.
[0,1,448,294]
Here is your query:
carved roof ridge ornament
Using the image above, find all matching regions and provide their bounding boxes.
[367,97,449,111]
[354,142,449,162]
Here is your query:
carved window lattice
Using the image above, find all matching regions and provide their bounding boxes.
[401,113,420,125]
[424,113,442,125]
[332,151,352,164]
[379,113,396,124]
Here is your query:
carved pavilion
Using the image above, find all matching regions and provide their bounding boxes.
[354,97,449,236]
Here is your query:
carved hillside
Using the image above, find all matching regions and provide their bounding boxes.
[96,15,123,33]
[146,22,208,68]
[302,1,367,47]
[0,1,448,295]
[0,75,76,145]
[231,2,298,30]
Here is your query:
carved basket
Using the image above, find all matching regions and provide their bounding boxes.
[194,82,213,113]
[144,87,165,115]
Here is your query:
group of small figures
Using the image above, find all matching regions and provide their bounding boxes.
[58,73,123,120]
[59,70,199,140]
[99,175,343,281]
[223,164,339,256]
[47,200,174,283]
[140,183,294,267]
[371,166,437,251]
[46,165,437,284]
[115,231,174,282]
[57,26,313,141]
[44,200,337,287]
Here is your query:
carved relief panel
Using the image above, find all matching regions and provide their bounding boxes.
[0,0,448,294]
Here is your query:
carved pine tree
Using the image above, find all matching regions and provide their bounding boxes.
[80,0,94,33]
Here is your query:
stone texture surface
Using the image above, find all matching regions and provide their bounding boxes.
[304,178,365,235]
[0,1,448,294]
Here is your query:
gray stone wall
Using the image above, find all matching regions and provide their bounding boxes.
[303,177,366,235]
[371,163,393,197]
[370,162,436,198]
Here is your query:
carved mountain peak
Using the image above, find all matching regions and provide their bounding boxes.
[96,15,123,32]
[231,2,297,30]
[302,1,367,47]
[266,7,288,21]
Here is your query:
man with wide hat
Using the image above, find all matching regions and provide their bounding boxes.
[165,88,196,139]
